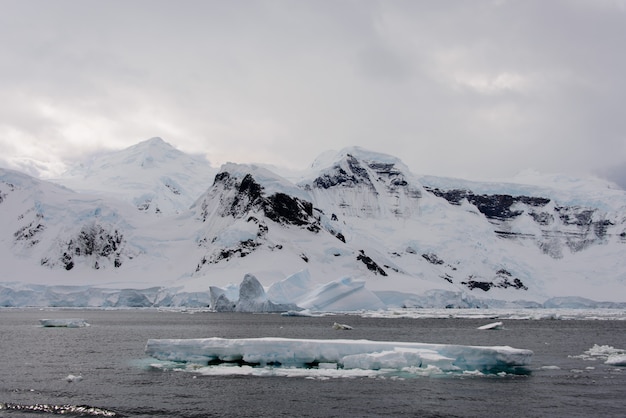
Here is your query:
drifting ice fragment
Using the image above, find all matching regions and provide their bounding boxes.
[332,322,353,330]
[40,319,90,328]
[605,354,626,366]
[145,337,533,374]
[477,321,504,330]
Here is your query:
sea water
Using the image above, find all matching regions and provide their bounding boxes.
[1,309,625,417]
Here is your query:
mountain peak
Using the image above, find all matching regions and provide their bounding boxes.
[134,137,171,149]
[310,146,402,171]
[53,138,216,215]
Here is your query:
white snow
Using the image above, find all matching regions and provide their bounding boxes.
[145,337,533,376]
[52,137,216,216]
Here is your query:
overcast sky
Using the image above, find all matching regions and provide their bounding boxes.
[1,0,625,187]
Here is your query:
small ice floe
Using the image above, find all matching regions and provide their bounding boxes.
[477,321,504,330]
[571,344,626,366]
[332,322,353,330]
[65,374,83,383]
[540,365,561,370]
[40,318,90,328]
[605,354,626,366]
[281,309,315,317]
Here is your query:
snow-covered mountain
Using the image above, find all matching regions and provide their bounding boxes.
[1,139,625,309]
[53,137,216,215]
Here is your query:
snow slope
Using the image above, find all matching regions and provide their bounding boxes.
[53,137,216,215]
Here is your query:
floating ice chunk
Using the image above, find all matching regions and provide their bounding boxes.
[477,321,504,330]
[332,322,353,330]
[540,365,561,370]
[605,354,626,366]
[145,337,533,374]
[40,319,89,328]
[65,374,83,382]
[573,344,626,366]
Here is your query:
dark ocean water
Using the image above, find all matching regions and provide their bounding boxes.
[1,309,625,418]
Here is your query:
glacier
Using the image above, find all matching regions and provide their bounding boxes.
[145,337,533,376]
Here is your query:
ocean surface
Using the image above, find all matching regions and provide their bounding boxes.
[1,309,625,417]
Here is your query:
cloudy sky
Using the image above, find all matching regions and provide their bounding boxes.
[1,0,625,187]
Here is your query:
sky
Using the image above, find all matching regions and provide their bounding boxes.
[1,0,625,188]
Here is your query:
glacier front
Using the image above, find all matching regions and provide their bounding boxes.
[145,337,533,375]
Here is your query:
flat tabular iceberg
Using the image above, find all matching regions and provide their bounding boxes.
[145,337,532,375]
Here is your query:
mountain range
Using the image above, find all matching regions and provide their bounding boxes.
[1,137,624,309]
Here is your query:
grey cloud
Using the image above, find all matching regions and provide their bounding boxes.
[0,0,624,183]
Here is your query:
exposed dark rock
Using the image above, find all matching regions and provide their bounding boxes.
[441,274,453,283]
[164,182,181,195]
[47,223,125,270]
[422,253,444,265]
[14,219,45,246]
[461,270,528,291]
[209,170,321,231]
[461,279,493,291]
[263,192,314,227]
[425,187,550,220]
[357,250,387,276]
[530,211,554,225]
[556,206,594,226]
[594,220,613,238]
[312,154,374,190]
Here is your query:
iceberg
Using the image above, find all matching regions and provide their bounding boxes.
[298,277,386,312]
[209,274,299,312]
[477,321,504,330]
[145,337,533,375]
[39,318,90,328]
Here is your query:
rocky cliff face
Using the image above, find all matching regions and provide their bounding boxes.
[424,186,622,258]
[192,164,324,272]
[301,150,422,219]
